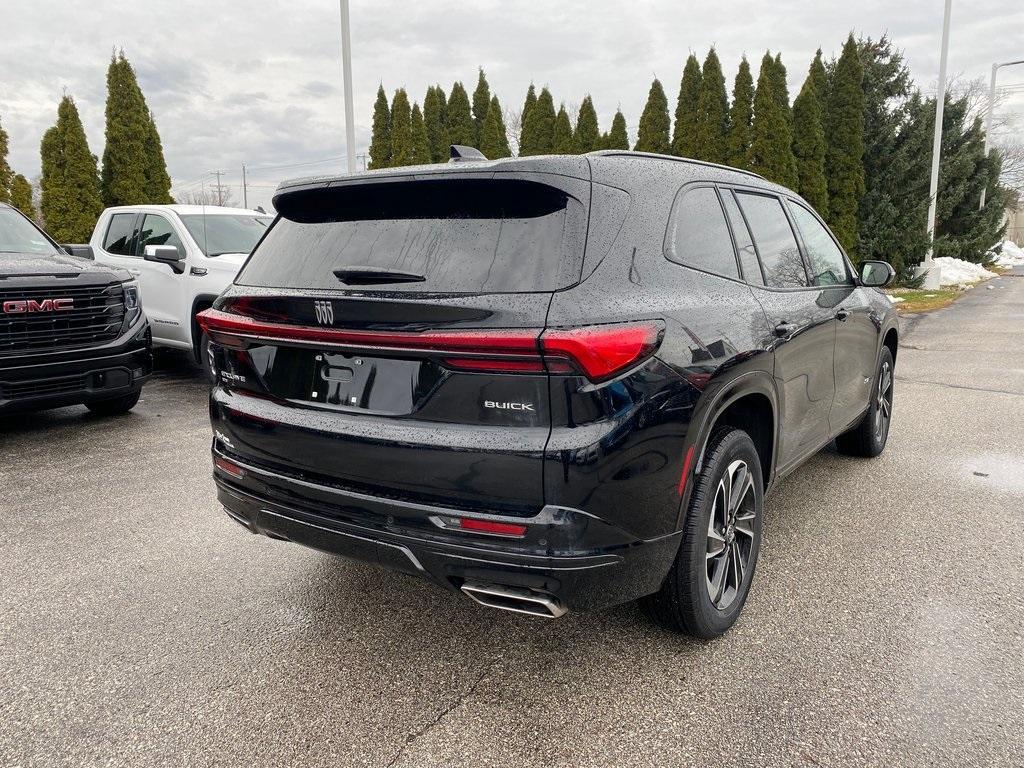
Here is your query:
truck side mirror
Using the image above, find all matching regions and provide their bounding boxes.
[144,244,186,274]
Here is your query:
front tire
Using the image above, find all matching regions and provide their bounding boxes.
[643,426,764,638]
[86,391,141,416]
[836,346,894,458]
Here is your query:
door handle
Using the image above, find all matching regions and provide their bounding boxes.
[836,308,850,321]
[774,321,797,337]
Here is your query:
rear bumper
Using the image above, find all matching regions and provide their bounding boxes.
[212,444,681,614]
[0,316,152,414]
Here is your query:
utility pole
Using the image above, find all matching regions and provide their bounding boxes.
[920,0,953,289]
[339,0,357,175]
[241,164,248,209]
[980,58,1024,209]
[209,170,227,206]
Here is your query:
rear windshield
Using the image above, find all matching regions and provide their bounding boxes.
[237,178,586,293]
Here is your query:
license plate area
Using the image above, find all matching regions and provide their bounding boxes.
[308,351,428,413]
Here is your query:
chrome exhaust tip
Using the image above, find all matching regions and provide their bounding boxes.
[461,581,567,619]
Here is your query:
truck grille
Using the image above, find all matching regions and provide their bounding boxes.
[0,374,86,401]
[0,283,126,354]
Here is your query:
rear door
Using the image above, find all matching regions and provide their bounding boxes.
[207,173,590,515]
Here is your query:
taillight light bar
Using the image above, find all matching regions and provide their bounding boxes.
[197,308,663,383]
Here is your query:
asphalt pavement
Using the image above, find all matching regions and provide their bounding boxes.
[1,272,1022,767]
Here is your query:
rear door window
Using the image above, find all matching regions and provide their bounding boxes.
[103,213,138,256]
[735,192,808,288]
[665,187,739,279]
[720,190,764,285]
[238,178,587,293]
[787,202,851,286]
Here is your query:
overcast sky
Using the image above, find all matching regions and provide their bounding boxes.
[2,0,1022,212]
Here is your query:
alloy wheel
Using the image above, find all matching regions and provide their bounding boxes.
[705,459,757,610]
[874,360,893,440]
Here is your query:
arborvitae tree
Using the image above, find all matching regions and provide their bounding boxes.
[726,57,754,169]
[423,85,448,163]
[824,34,866,256]
[635,78,671,153]
[11,174,35,218]
[809,49,828,116]
[574,96,600,153]
[749,52,798,188]
[368,84,392,169]
[520,87,556,155]
[792,73,829,213]
[479,95,511,158]
[672,54,702,156]
[40,96,104,242]
[143,112,173,203]
[773,53,793,121]
[409,103,431,165]
[471,68,490,146]
[389,89,413,166]
[101,52,169,206]
[0,115,11,203]
[693,47,729,163]
[606,109,629,149]
[445,81,475,147]
[520,84,537,146]
[553,105,574,154]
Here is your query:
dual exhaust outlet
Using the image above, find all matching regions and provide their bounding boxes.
[460,581,567,619]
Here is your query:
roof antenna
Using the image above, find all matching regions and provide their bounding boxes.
[449,145,487,163]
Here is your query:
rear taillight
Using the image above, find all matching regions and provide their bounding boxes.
[197,308,663,383]
[214,456,245,479]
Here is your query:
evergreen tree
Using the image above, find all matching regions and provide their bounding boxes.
[10,174,34,218]
[773,53,793,121]
[672,54,702,156]
[471,69,490,146]
[101,52,169,206]
[40,96,104,242]
[409,103,431,165]
[0,115,11,203]
[389,88,413,166]
[423,85,448,163]
[368,84,392,169]
[749,52,798,188]
[520,87,556,155]
[574,96,600,153]
[635,78,671,153]
[726,57,754,169]
[445,81,475,147]
[792,73,829,213]
[520,84,537,147]
[809,49,828,116]
[604,110,629,150]
[553,105,574,153]
[693,47,729,163]
[824,34,866,256]
[479,95,511,158]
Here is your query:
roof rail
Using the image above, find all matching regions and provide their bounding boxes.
[589,150,767,182]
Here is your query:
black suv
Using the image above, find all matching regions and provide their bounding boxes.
[201,150,898,637]
[0,204,151,416]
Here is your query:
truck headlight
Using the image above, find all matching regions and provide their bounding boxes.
[124,281,139,310]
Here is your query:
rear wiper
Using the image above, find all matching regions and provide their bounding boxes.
[333,266,426,285]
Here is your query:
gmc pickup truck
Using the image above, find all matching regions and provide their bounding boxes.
[0,203,151,416]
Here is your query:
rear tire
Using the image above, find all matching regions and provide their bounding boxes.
[642,426,764,638]
[86,391,140,416]
[836,347,894,458]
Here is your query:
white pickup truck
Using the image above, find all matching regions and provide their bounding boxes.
[89,205,273,376]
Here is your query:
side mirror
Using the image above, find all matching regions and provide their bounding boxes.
[860,260,895,288]
[144,244,185,273]
[62,244,94,260]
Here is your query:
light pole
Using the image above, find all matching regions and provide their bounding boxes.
[339,0,357,175]
[920,0,953,288]
[979,58,1024,209]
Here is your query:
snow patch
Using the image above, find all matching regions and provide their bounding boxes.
[931,257,997,287]
[888,295,905,304]
[989,240,1024,267]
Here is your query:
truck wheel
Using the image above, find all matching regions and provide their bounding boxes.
[836,347,894,458]
[642,426,764,638]
[86,391,141,416]
[200,331,217,384]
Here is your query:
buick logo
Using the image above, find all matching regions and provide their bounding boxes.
[3,298,74,314]
[313,299,334,325]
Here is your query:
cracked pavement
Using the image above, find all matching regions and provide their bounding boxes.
[1,269,1022,767]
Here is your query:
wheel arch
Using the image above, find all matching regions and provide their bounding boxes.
[883,325,899,367]
[190,294,220,362]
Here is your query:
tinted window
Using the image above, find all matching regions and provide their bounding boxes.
[788,202,850,286]
[138,214,184,254]
[665,187,738,279]
[0,207,58,255]
[736,193,807,288]
[720,191,764,285]
[103,213,137,256]
[239,179,585,293]
[180,214,272,256]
